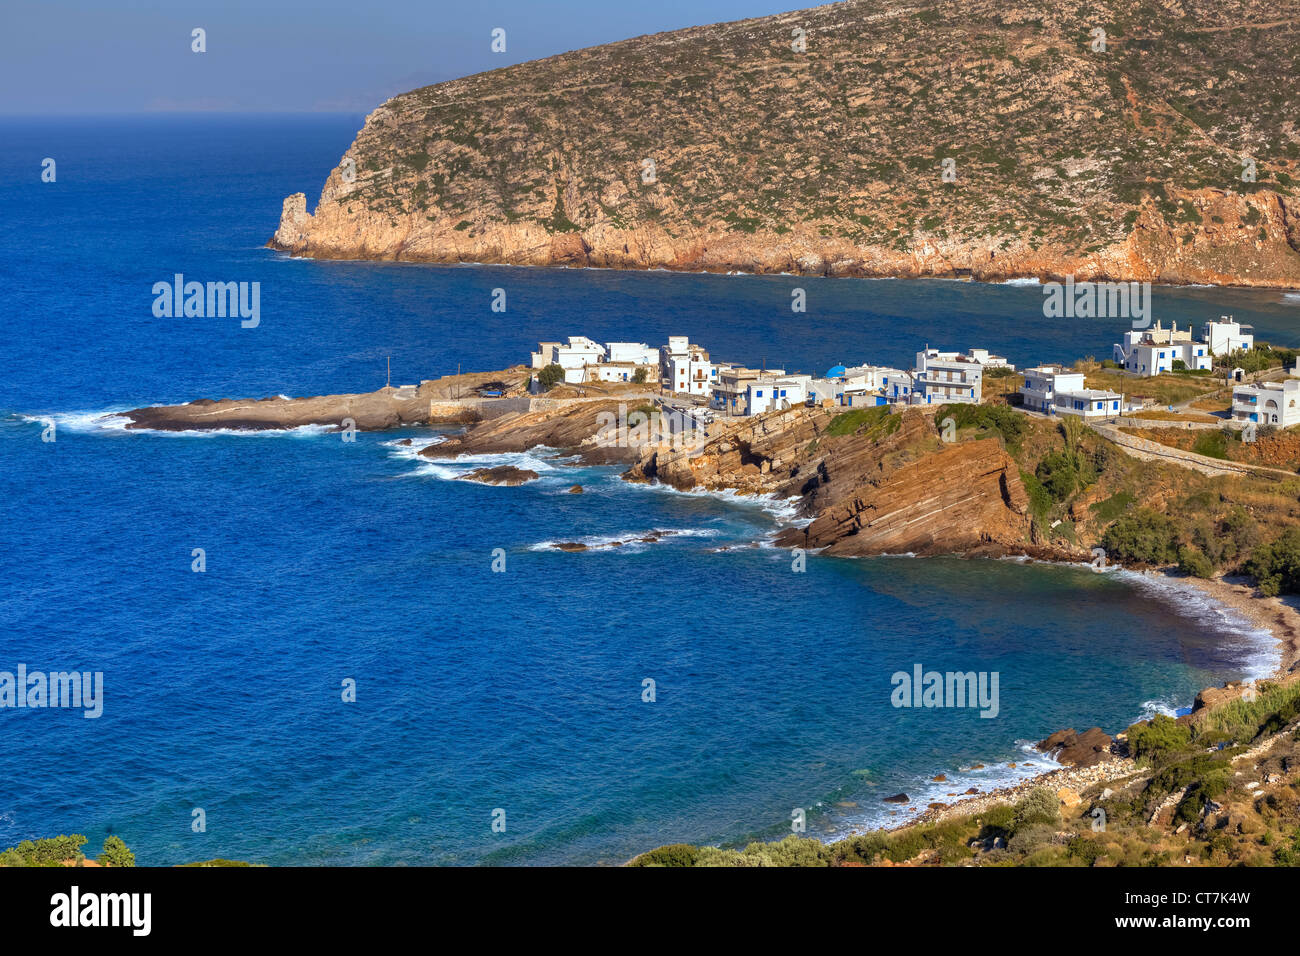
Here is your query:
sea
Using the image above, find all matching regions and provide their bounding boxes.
[1,114,1298,865]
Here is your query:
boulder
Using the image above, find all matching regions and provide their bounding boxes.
[1037,727,1112,767]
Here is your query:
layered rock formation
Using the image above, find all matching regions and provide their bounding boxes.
[269,0,1300,288]
[775,438,1033,556]
[630,405,1043,557]
[420,398,642,464]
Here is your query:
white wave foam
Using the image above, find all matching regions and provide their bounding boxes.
[21,409,340,438]
[821,741,1067,837]
[626,479,803,522]
[999,277,1042,286]
[530,527,722,553]
[1114,569,1280,682]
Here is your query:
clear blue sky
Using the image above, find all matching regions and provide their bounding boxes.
[3,0,810,114]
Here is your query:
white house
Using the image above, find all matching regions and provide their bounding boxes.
[606,342,659,366]
[531,336,608,383]
[830,365,908,405]
[711,366,771,416]
[1054,388,1123,419]
[806,378,840,406]
[886,371,916,404]
[1020,366,1085,413]
[531,341,561,368]
[1233,364,1300,426]
[668,354,723,397]
[1112,319,1247,376]
[747,374,811,416]
[910,348,983,405]
[964,348,1015,371]
[1201,316,1254,357]
[1020,365,1120,419]
[584,362,655,384]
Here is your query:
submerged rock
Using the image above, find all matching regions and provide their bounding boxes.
[458,465,539,486]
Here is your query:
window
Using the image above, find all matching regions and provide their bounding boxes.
[756,390,763,397]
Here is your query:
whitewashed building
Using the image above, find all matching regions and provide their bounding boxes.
[1233,364,1300,426]
[1202,316,1254,357]
[606,342,659,366]
[910,348,983,405]
[711,366,774,416]
[830,365,907,406]
[531,336,608,383]
[747,375,812,416]
[964,348,1015,371]
[1111,319,1246,376]
[1020,365,1121,419]
[584,362,654,384]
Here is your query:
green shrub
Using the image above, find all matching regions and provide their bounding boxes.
[1126,713,1193,763]
[940,403,1027,447]
[1020,470,1053,524]
[1013,787,1060,830]
[1177,545,1214,578]
[1101,508,1180,566]
[536,363,565,391]
[1036,450,1080,500]
[0,835,87,867]
[100,836,135,868]
[1246,527,1300,596]
[1065,835,1104,865]
[629,843,699,867]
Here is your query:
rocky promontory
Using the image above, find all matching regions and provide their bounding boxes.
[269,0,1300,288]
[115,368,529,432]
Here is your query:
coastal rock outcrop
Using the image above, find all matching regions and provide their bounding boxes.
[458,465,539,485]
[1037,728,1113,768]
[774,438,1032,557]
[422,399,641,464]
[118,368,529,432]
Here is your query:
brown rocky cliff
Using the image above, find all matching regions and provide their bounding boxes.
[625,404,835,494]
[267,0,1300,288]
[774,437,1033,556]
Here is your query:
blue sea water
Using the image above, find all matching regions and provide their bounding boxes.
[1,115,1297,865]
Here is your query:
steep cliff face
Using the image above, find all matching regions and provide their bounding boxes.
[774,438,1033,556]
[628,405,1040,556]
[269,0,1300,287]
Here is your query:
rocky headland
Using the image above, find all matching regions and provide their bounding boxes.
[269,0,1300,288]
[115,368,530,432]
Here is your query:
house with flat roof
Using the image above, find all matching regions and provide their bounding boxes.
[747,374,812,416]
[711,366,780,416]
[1020,365,1121,418]
[1233,363,1300,426]
[910,348,983,405]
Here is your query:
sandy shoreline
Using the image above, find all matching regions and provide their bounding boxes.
[1175,573,1300,679]
[875,566,1300,836]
